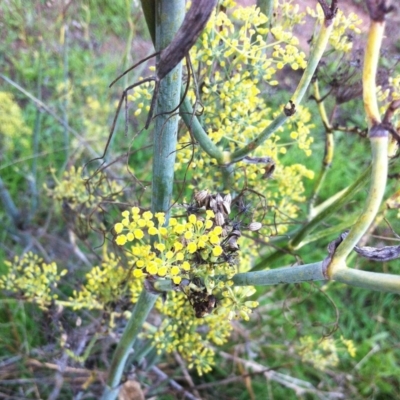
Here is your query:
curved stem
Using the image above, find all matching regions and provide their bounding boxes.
[329,137,388,275]
[250,166,370,271]
[328,15,387,277]
[180,96,225,163]
[363,20,384,126]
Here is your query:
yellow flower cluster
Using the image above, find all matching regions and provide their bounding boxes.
[219,285,259,321]
[148,291,233,376]
[46,166,122,211]
[69,253,132,310]
[297,335,356,371]
[0,91,30,155]
[307,5,362,53]
[114,208,225,284]
[173,3,315,240]
[0,253,67,309]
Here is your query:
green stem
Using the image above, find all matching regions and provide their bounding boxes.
[101,291,158,399]
[257,0,273,21]
[140,0,156,44]
[251,166,371,271]
[180,96,224,163]
[102,2,184,398]
[231,17,333,162]
[333,268,400,294]
[329,14,387,276]
[232,262,326,286]
[308,80,334,217]
[154,262,400,294]
[329,136,388,274]
[151,0,184,215]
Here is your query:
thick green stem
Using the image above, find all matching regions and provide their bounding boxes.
[231,18,333,162]
[232,262,326,286]
[154,261,400,294]
[151,0,184,215]
[101,291,158,399]
[329,16,387,276]
[329,137,388,275]
[333,268,400,294]
[102,2,184,398]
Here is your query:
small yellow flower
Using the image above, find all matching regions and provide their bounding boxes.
[148,227,158,235]
[170,266,180,276]
[147,262,158,275]
[187,242,197,253]
[184,231,193,240]
[172,276,182,285]
[114,223,123,234]
[212,246,223,257]
[143,211,153,220]
[134,229,144,239]
[133,269,143,278]
[155,243,166,251]
[116,235,127,245]
[174,242,183,251]
[182,261,190,271]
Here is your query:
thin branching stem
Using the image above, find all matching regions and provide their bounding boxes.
[231,15,334,162]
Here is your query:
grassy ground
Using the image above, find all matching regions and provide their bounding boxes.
[1,1,400,399]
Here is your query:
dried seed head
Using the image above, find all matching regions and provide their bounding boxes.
[223,193,232,204]
[195,189,209,205]
[248,222,262,232]
[231,229,242,237]
[215,211,225,226]
[227,236,239,251]
[222,201,231,215]
[215,193,223,203]
[209,197,218,212]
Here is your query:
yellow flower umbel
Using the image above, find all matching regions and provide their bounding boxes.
[114,208,227,285]
[46,166,122,211]
[0,253,67,309]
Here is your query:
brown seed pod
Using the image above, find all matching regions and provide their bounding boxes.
[248,222,262,232]
[209,197,218,212]
[195,189,209,206]
[215,211,225,226]
[231,229,242,237]
[222,200,231,215]
[227,236,239,251]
